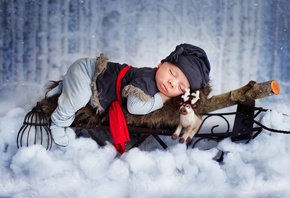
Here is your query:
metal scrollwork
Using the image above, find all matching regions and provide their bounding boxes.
[190,112,237,149]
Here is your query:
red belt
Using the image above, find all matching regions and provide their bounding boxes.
[109,65,132,154]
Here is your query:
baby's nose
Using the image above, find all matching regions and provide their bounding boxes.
[168,79,175,88]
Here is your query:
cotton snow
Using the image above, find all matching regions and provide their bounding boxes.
[2,101,290,197]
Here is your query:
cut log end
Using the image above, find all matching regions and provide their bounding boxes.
[271,80,280,95]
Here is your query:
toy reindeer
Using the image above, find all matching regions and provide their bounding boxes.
[172,88,202,143]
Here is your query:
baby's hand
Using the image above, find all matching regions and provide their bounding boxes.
[158,92,171,103]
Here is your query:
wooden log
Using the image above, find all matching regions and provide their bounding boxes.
[203,80,280,113]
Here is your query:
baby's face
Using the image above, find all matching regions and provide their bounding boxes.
[155,62,190,98]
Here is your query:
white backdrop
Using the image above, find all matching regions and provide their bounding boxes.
[1,0,289,98]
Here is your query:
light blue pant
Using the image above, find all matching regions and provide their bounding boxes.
[50,58,96,127]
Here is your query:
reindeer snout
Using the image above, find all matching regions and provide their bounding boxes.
[180,106,187,115]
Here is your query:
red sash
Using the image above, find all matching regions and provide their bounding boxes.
[109,65,132,154]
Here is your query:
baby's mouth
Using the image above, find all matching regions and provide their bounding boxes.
[161,83,168,92]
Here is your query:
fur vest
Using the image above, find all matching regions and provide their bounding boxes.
[90,54,158,114]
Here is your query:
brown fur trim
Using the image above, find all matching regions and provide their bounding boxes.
[90,53,108,114]
[122,85,151,101]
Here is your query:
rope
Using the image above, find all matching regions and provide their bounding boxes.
[245,118,290,134]
[245,106,290,134]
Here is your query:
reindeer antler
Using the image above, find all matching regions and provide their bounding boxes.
[191,90,200,105]
[181,88,191,102]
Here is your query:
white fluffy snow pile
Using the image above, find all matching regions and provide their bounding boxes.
[1,87,290,198]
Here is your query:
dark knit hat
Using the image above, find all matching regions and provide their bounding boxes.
[161,43,211,91]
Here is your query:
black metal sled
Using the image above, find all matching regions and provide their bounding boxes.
[73,100,264,151]
[17,99,273,152]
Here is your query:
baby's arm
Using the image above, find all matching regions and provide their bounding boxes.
[127,93,164,115]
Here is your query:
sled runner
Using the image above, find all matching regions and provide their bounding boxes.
[17,80,285,153]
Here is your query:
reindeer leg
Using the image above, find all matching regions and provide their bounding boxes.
[185,117,202,143]
[180,126,193,144]
[172,123,183,140]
